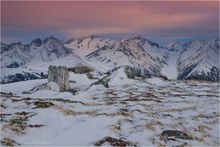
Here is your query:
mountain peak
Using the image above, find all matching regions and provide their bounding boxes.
[121,36,160,47]
[132,36,145,41]
[10,42,23,47]
[167,40,182,51]
[168,40,180,47]
[1,42,8,47]
[64,37,76,44]
[44,36,59,43]
[84,34,100,39]
[31,38,42,47]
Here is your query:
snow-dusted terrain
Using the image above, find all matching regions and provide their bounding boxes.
[1,76,219,146]
[0,35,219,146]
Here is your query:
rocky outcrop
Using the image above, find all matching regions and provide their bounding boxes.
[68,66,94,74]
[48,65,70,92]
[31,38,42,47]
[90,79,109,88]
[124,65,167,80]
[124,65,142,79]
[94,136,136,146]
[160,130,193,141]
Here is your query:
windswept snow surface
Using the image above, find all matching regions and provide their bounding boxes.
[1,78,219,146]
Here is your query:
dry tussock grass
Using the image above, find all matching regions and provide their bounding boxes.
[111,124,121,132]
[1,137,20,147]
[163,106,196,113]
[2,123,24,135]
[146,122,156,131]
[53,105,76,115]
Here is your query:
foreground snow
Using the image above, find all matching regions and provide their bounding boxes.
[1,78,219,146]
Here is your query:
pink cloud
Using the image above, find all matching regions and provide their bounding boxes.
[1,1,219,38]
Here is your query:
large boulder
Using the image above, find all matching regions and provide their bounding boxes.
[124,65,142,79]
[124,65,167,80]
[48,65,70,92]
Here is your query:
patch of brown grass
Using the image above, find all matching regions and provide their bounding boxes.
[94,136,136,146]
[2,123,25,135]
[1,137,20,147]
[163,106,196,113]
[2,116,28,134]
[111,124,121,132]
[146,122,156,131]
[53,105,75,115]
[80,110,99,115]
[155,120,164,126]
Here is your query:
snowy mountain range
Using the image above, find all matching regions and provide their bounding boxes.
[177,39,219,81]
[0,36,84,83]
[65,36,167,77]
[1,36,73,68]
[1,35,219,83]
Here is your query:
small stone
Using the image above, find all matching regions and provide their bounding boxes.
[160,130,193,140]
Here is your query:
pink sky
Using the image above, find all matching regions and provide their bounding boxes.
[1,1,219,43]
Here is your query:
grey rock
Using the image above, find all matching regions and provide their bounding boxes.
[124,65,142,79]
[86,73,99,80]
[89,79,109,88]
[124,65,167,80]
[160,130,193,141]
[48,65,70,92]
[88,74,109,88]
[22,83,50,94]
[68,66,94,74]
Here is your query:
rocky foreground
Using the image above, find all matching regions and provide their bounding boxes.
[1,78,219,146]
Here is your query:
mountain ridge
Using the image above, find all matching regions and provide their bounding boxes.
[1,36,219,83]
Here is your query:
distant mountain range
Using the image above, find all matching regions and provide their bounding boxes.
[1,35,219,83]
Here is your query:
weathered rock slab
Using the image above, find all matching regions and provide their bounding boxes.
[48,65,69,92]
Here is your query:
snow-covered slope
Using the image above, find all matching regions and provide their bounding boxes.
[1,77,219,146]
[177,39,219,81]
[27,37,72,62]
[1,42,32,68]
[86,36,168,78]
[0,55,85,84]
[161,41,184,79]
